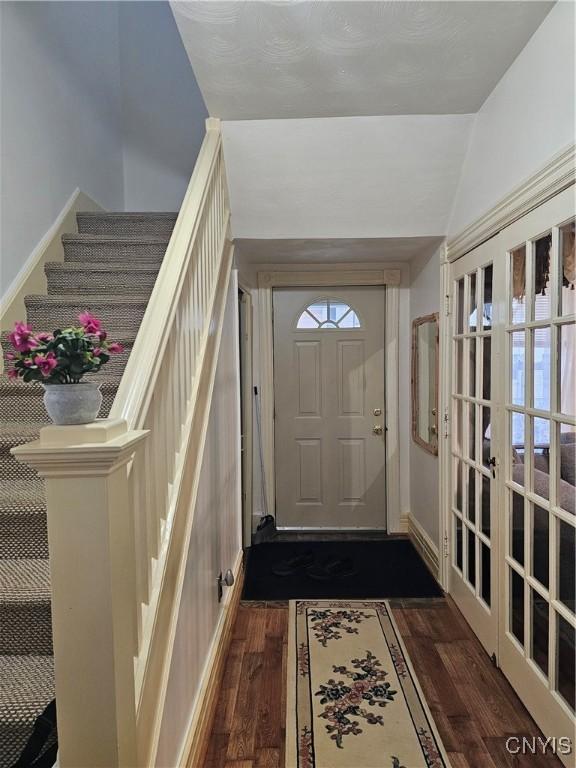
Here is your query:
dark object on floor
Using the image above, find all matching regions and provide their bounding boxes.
[271,550,314,577]
[307,555,357,581]
[242,539,443,600]
[11,698,57,768]
[253,515,277,545]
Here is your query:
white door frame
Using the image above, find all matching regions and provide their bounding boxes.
[438,245,451,589]
[238,282,254,549]
[256,266,402,532]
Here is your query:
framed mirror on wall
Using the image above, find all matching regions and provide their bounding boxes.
[412,313,439,455]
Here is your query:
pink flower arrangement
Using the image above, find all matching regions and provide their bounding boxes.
[8,322,38,353]
[77,311,101,334]
[5,313,123,384]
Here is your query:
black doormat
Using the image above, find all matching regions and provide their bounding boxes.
[242,539,443,601]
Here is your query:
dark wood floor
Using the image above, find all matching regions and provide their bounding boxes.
[204,598,563,768]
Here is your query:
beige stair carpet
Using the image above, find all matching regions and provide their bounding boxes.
[0,211,175,766]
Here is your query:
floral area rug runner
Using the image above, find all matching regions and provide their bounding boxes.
[286,600,451,768]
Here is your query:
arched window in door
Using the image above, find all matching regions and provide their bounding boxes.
[296,298,361,329]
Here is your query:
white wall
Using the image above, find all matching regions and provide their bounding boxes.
[0,1,125,293]
[409,248,441,546]
[449,1,575,235]
[156,271,242,768]
[119,2,207,212]
[222,115,473,239]
[1,1,207,297]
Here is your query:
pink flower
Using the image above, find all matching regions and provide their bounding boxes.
[5,352,16,361]
[34,332,53,343]
[107,342,123,354]
[8,321,38,352]
[7,368,19,379]
[34,352,57,377]
[93,348,102,357]
[78,312,101,334]
[98,330,107,342]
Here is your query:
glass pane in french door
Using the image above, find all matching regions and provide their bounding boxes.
[500,194,576,748]
[450,243,498,655]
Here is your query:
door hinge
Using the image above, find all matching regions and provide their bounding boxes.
[444,294,451,316]
[443,532,449,558]
[443,408,449,439]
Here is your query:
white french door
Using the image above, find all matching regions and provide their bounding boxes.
[449,236,502,656]
[449,187,575,758]
[497,190,575,747]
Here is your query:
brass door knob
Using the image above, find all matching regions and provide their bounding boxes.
[372,425,383,435]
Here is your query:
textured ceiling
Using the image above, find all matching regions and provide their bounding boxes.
[234,236,444,264]
[171,0,554,119]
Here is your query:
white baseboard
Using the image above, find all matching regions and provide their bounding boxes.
[406,512,440,580]
[0,188,104,337]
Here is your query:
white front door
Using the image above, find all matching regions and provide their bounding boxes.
[273,286,386,529]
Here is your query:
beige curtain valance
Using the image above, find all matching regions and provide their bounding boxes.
[512,224,575,300]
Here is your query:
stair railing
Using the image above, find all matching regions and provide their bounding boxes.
[111,116,234,763]
[13,117,234,767]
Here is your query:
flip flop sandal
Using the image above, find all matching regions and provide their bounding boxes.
[271,550,316,577]
[306,556,357,581]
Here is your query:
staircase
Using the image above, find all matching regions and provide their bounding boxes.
[0,212,176,766]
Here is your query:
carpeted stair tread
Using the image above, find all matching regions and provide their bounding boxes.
[63,232,170,245]
[0,422,45,451]
[0,423,45,485]
[45,261,161,296]
[76,211,177,237]
[0,208,166,759]
[0,560,50,602]
[0,478,47,560]
[0,560,52,655]
[25,294,149,338]
[0,655,55,768]
[0,428,47,486]
[62,233,169,263]
[46,259,163,272]
[0,477,45,515]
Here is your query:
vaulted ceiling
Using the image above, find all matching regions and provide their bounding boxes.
[170,1,558,254]
[171,0,553,120]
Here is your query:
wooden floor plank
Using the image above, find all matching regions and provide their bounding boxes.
[204,599,563,768]
[255,635,284,750]
[225,651,263,761]
[205,733,230,768]
[254,747,281,768]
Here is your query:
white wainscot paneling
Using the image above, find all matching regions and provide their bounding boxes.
[156,273,242,767]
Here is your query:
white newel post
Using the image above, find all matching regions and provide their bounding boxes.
[12,418,148,768]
